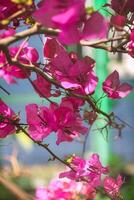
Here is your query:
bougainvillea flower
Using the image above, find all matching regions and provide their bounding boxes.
[104,175,123,199]
[0,45,39,84]
[60,154,108,187]
[60,59,98,95]
[33,0,85,44]
[26,101,88,144]
[0,99,17,138]
[44,38,98,94]
[35,178,96,200]
[82,12,108,40]
[102,70,133,99]
[26,104,55,141]
[44,38,65,59]
[34,1,108,44]
[54,104,88,145]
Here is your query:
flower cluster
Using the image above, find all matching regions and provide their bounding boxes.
[0,39,39,84]
[59,154,123,199]
[35,154,123,200]
[35,177,96,200]
[26,98,88,144]
[59,154,109,186]
[44,38,98,95]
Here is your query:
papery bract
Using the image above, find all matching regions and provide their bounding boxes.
[26,104,55,141]
[44,38,65,59]
[53,103,88,145]
[102,70,133,99]
[0,100,17,138]
[104,175,123,199]
[26,101,88,144]
[0,45,39,84]
[44,38,98,94]
[83,12,108,40]
[35,177,96,200]
[60,154,108,187]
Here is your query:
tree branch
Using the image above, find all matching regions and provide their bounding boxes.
[0,23,59,47]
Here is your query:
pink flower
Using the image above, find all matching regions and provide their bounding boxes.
[102,70,133,99]
[60,154,108,187]
[44,38,65,59]
[26,104,55,141]
[44,38,98,94]
[54,104,88,145]
[26,101,88,144]
[34,1,108,44]
[82,12,108,40]
[0,100,17,138]
[33,0,85,44]
[35,177,96,200]
[104,175,123,199]
[0,45,39,84]
[35,187,50,200]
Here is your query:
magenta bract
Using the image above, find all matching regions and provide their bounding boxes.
[0,100,17,138]
[102,70,133,98]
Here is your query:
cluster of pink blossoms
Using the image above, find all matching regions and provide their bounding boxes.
[0,37,133,142]
[35,177,96,200]
[32,38,133,100]
[35,154,123,200]
[33,0,108,44]
[43,38,98,95]
[0,29,39,84]
[26,97,88,144]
